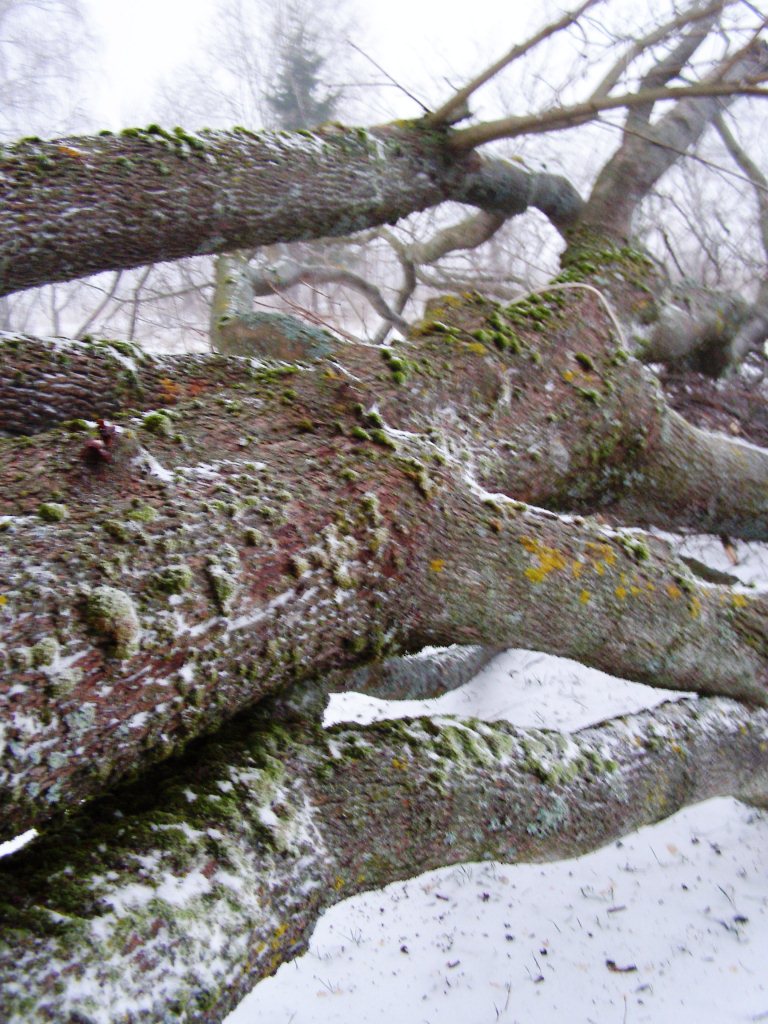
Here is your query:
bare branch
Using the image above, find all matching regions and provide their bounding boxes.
[624,2,723,132]
[347,39,430,114]
[712,113,768,365]
[250,259,409,330]
[590,0,732,100]
[450,78,768,150]
[74,270,123,338]
[714,112,768,254]
[405,210,507,265]
[373,246,416,344]
[580,36,768,240]
[425,0,605,128]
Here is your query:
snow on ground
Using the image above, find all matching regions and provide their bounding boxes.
[228,798,767,1024]
[226,537,768,1024]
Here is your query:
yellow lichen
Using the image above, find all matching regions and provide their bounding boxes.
[521,537,567,583]
[666,583,682,599]
[429,558,446,573]
[158,377,180,402]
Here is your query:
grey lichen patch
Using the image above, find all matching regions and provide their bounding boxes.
[37,502,68,523]
[84,586,142,659]
[46,667,81,698]
[526,795,569,837]
[11,646,33,670]
[63,702,97,741]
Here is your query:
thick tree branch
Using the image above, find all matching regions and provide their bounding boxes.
[624,3,722,133]
[713,113,768,364]
[0,695,765,1023]
[2,13,768,1019]
[0,127,584,298]
[401,210,507,266]
[4,288,768,836]
[580,38,768,239]
[714,114,768,251]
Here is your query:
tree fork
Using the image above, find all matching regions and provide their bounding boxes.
[0,694,765,1024]
[2,305,768,837]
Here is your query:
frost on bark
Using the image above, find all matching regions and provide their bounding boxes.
[0,691,766,1024]
[3,274,768,840]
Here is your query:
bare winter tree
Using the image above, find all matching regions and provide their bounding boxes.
[2,2,768,1020]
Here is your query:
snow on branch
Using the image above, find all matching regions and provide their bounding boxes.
[0,695,765,1024]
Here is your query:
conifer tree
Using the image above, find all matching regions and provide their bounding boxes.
[265,8,340,129]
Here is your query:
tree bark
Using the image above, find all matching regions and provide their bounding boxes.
[2,4,768,1015]
[1,23,768,1019]
[3,292,768,838]
[0,692,765,1024]
[0,125,582,298]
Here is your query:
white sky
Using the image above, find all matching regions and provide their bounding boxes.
[81,0,536,127]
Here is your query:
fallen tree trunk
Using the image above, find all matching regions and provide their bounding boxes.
[2,292,768,838]
[0,692,765,1024]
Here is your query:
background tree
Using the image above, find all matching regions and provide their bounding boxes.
[210,0,355,353]
[264,4,340,128]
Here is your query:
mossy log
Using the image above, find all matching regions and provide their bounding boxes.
[0,692,765,1023]
[2,286,768,840]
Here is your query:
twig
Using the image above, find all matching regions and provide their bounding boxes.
[347,39,429,113]
[426,0,605,127]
